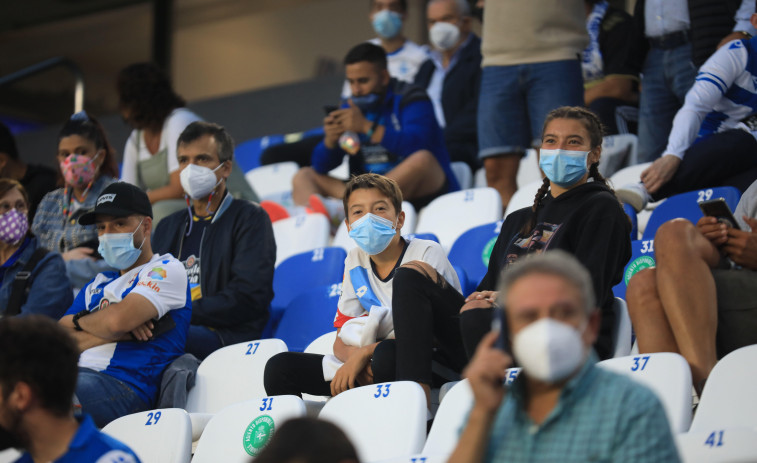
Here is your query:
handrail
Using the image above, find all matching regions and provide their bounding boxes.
[0,57,84,113]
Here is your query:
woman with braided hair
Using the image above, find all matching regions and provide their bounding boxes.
[459,106,631,360]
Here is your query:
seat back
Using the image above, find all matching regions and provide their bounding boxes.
[450,162,473,190]
[504,180,543,218]
[599,134,638,178]
[676,427,757,463]
[185,339,288,414]
[624,202,639,240]
[612,298,633,358]
[609,162,652,190]
[102,408,192,463]
[517,149,543,186]
[192,396,306,463]
[271,247,346,315]
[272,214,330,266]
[612,239,656,299]
[234,134,286,173]
[423,379,473,456]
[448,221,502,294]
[319,382,427,462]
[274,284,341,352]
[304,330,337,355]
[244,162,299,200]
[0,450,21,463]
[597,353,692,433]
[642,187,741,240]
[690,345,757,432]
[416,188,503,253]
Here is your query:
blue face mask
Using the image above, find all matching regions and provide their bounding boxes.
[539,148,591,188]
[98,219,146,270]
[348,213,398,255]
[372,10,403,39]
[350,93,382,113]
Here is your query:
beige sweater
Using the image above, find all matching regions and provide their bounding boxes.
[481,0,589,67]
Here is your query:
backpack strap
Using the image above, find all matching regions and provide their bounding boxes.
[5,248,50,316]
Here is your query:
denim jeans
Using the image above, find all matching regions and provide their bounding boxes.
[185,324,224,360]
[637,43,697,163]
[477,60,584,158]
[75,367,149,428]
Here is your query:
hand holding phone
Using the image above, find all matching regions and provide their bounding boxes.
[699,198,741,230]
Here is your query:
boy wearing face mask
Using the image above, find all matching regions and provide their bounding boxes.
[449,251,680,463]
[59,182,191,428]
[266,174,466,406]
[153,122,276,360]
[414,0,482,172]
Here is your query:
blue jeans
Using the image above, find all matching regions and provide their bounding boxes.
[477,60,584,158]
[637,43,697,163]
[75,368,148,428]
[185,324,224,360]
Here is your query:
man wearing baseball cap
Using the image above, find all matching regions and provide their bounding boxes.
[58,181,191,428]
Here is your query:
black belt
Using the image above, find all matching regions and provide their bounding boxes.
[648,30,690,50]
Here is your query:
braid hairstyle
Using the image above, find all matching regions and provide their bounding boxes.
[518,106,617,235]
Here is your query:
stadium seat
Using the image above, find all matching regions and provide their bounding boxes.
[404,232,439,242]
[274,284,341,353]
[451,162,473,190]
[642,187,741,240]
[597,353,692,433]
[608,162,651,192]
[452,265,471,297]
[319,381,427,462]
[265,247,346,337]
[612,239,656,300]
[504,179,543,218]
[623,202,639,240]
[423,379,473,456]
[448,221,502,295]
[102,408,192,463]
[517,149,543,186]
[0,450,21,463]
[244,162,299,200]
[676,427,757,463]
[690,345,757,432]
[185,339,288,414]
[474,167,486,188]
[192,396,306,463]
[416,188,503,253]
[304,330,337,355]
[332,221,356,252]
[599,134,638,178]
[272,214,330,266]
[234,134,286,173]
[612,298,633,358]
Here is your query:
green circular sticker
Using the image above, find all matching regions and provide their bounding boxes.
[624,256,655,285]
[242,415,274,457]
[482,237,497,267]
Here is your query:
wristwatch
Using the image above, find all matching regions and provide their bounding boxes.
[72,310,90,331]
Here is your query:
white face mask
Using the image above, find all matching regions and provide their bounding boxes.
[180,163,223,199]
[513,318,586,383]
[429,21,461,51]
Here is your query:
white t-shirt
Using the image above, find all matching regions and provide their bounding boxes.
[340,38,430,99]
[120,108,202,184]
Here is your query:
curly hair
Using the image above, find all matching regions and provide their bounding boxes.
[117,62,185,132]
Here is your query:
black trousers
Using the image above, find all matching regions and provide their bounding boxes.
[259,135,322,167]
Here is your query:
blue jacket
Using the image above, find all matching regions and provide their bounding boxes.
[152,193,276,345]
[312,79,460,193]
[0,236,72,317]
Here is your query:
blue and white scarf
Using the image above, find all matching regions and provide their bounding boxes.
[582,1,609,84]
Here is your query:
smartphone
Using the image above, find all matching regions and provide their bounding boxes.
[490,303,509,352]
[323,105,338,116]
[699,198,741,230]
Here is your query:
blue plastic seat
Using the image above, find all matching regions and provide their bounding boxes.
[264,247,346,337]
[273,283,342,352]
[234,134,285,173]
[642,187,741,240]
[612,239,656,300]
[623,202,638,241]
[404,233,439,243]
[447,221,502,296]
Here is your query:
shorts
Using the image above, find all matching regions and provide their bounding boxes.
[713,268,757,358]
[477,60,584,159]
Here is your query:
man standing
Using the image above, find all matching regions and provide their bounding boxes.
[293,42,459,212]
[449,251,679,462]
[414,0,482,171]
[0,316,140,462]
[153,121,276,359]
[59,182,191,427]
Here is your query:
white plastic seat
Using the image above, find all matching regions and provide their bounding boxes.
[676,427,757,463]
[102,408,192,463]
[612,298,633,358]
[690,344,757,432]
[0,449,21,463]
[609,162,652,191]
[273,214,330,266]
[416,188,502,253]
[304,330,336,355]
[504,179,543,218]
[599,134,638,178]
[597,353,692,433]
[192,396,306,463]
[517,149,543,186]
[423,379,473,456]
[185,339,288,414]
[245,162,299,200]
[474,167,486,188]
[319,381,427,462]
[450,162,473,190]
[332,201,417,252]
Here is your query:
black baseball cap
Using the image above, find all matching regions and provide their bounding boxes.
[78,182,153,225]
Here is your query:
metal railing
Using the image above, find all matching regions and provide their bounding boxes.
[0,57,84,113]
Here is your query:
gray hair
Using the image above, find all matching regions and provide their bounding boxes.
[428,0,470,16]
[177,121,234,163]
[497,250,596,316]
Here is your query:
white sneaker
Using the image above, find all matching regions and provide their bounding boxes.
[616,182,650,212]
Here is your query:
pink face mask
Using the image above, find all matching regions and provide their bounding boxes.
[0,209,28,245]
[60,153,100,188]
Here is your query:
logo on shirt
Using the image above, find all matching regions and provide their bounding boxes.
[147,267,167,280]
[97,193,116,205]
[99,299,110,310]
[242,415,274,456]
[138,280,161,293]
